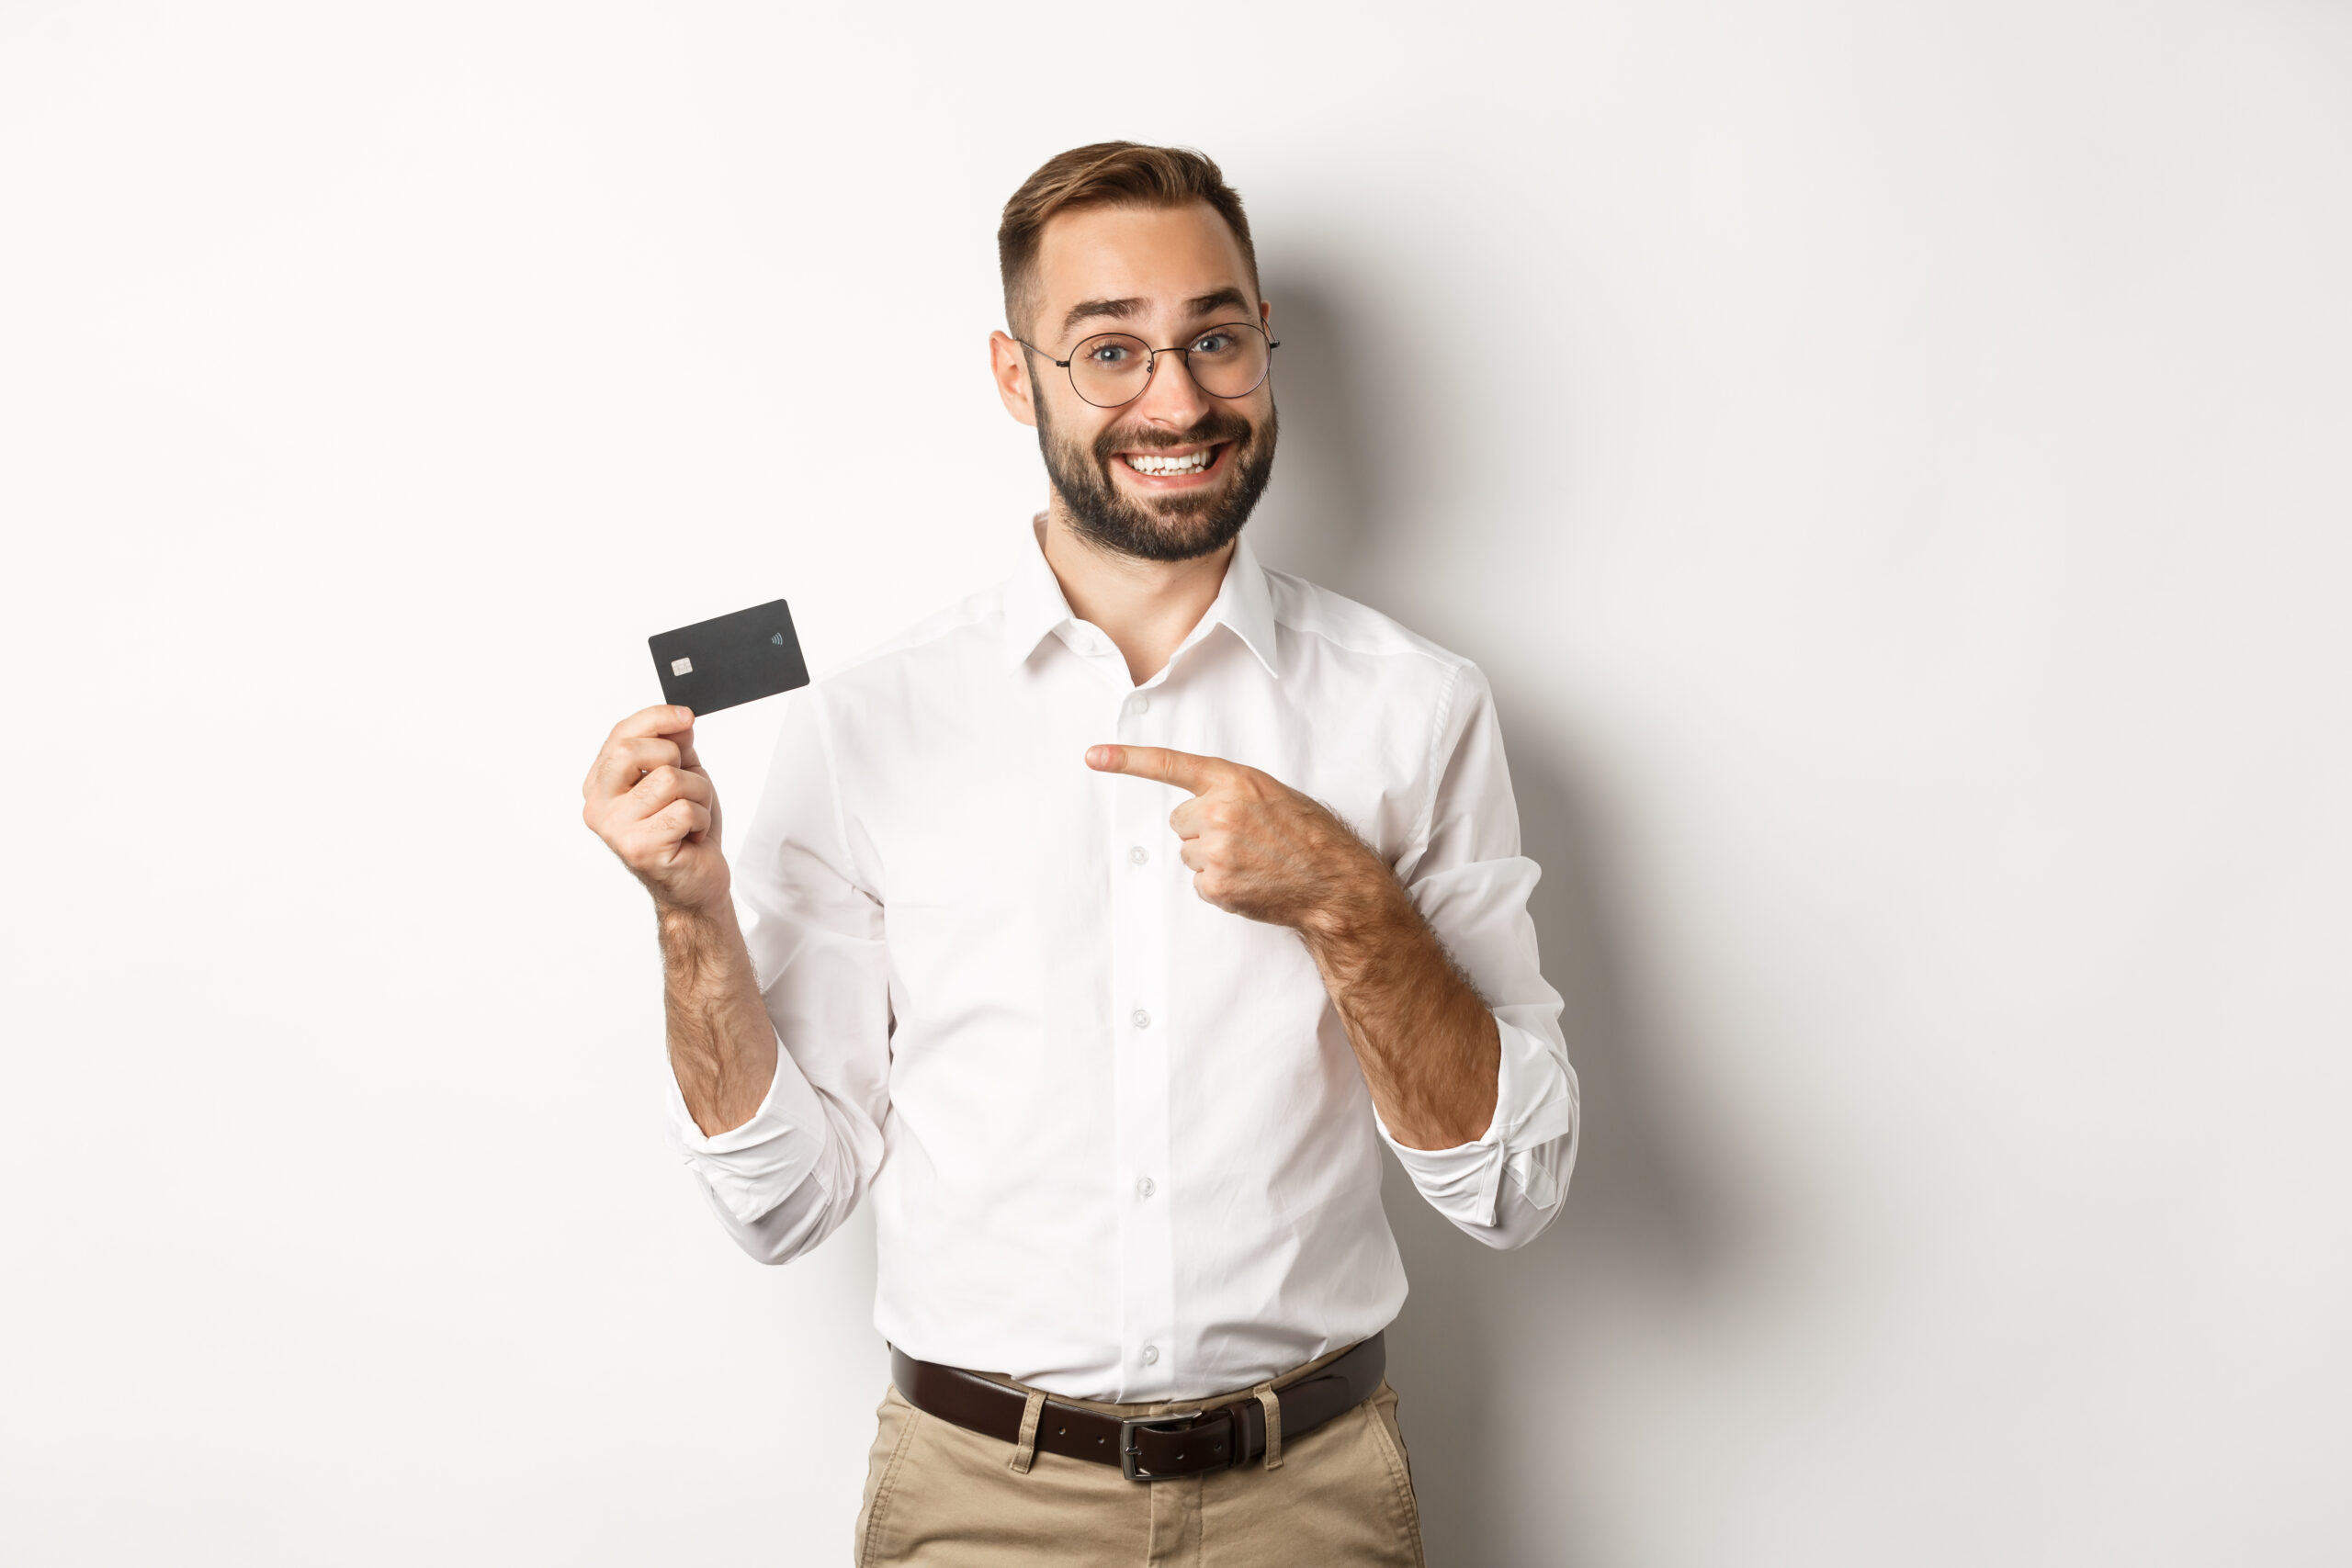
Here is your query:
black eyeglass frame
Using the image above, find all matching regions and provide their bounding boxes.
[1014,321,1281,409]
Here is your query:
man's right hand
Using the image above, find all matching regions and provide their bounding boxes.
[582,705,729,915]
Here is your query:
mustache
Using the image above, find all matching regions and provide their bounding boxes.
[1091,408,1256,464]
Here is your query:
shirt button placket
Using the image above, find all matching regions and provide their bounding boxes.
[1109,680,1174,1398]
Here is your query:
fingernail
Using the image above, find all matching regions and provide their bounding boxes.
[1086,746,1111,768]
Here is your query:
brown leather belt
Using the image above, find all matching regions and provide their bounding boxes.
[889,1334,1385,1482]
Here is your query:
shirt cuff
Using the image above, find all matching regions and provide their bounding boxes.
[665,1036,832,1225]
[1375,1015,1576,1228]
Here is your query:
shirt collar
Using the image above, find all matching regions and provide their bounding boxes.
[1001,517,1282,679]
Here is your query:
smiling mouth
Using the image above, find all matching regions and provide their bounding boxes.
[1118,444,1224,479]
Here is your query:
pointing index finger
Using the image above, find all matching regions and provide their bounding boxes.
[1085,744,1229,794]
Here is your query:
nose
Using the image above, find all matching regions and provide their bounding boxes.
[1126,344,1216,428]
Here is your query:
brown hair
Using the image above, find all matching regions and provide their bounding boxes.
[998,141,1259,337]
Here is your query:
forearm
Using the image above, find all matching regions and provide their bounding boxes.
[658,902,780,1137]
[1301,874,1500,1150]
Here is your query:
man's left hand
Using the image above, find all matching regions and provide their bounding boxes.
[1084,744,1400,935]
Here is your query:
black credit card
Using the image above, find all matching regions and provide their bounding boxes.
[648,599,810,716]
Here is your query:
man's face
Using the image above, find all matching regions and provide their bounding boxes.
[1006,202,1277,563]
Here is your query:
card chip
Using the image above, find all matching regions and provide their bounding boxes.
[671,657,694,676]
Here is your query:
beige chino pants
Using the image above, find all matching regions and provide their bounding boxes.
[852,1345,1426,1566]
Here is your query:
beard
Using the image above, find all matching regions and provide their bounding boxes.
[1035,395,1279,564]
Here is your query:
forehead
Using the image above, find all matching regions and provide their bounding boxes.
[1032,201,1255,327]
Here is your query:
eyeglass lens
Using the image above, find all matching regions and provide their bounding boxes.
[1067,324,1271,408]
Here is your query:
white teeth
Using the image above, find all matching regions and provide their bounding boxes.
[1125,449,1213,476]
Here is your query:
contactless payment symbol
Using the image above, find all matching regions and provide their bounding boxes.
[771,632,784,644]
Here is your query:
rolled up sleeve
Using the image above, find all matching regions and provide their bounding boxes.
[1380,663,1581,1248]
[666,684,892,1265]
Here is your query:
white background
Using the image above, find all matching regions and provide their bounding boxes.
[4,2,2347,1563]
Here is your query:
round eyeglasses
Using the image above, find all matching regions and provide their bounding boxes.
[1017,321,1279,409]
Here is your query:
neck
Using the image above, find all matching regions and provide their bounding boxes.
[1037,502,1236,686]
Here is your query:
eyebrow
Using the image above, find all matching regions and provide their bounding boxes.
[1058,286,1256,339]
[1184,287,1253,320]
[1060,296,1145,335]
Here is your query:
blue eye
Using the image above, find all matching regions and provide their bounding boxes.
[1087,343,1135,366]
[1191,333,1237,355]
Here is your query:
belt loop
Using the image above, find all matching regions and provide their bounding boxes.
[1251,1380,1283,1471]
[1008,1389,1047,1474]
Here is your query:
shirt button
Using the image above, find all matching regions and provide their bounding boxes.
[1141,1344,1160,1366]
[1128,845,1148,866]
[1131,1009,1151,1030]
[1127,694,1150,716]
[1136,1177,1156,1200]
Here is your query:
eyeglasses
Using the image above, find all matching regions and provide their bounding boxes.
[1017,321,1279,409]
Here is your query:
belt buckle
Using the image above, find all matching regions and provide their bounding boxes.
[1118,1412,1209,1482]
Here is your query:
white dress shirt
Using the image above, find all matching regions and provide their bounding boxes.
[672,525,1578,1402]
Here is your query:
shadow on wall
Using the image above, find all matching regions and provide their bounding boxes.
[1252,274,1743,1565]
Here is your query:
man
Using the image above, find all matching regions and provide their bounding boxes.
[582,143,1578,1566]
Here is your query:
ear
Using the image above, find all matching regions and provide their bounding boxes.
[990,331,1038,429]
